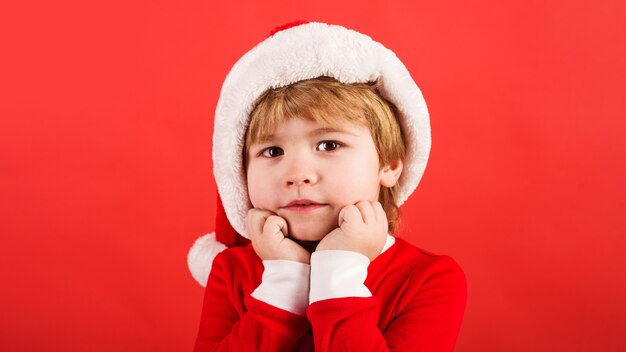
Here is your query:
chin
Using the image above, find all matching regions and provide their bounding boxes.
[289,229,327,242]
[282,214,337,242]
[287,221,333,242]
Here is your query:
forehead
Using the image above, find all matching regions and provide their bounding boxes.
[260,118,363,141]
[247,113,367,145]
[245,78,376,150]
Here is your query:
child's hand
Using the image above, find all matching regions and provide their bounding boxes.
[316,201,388,261]
[246,209,311,264]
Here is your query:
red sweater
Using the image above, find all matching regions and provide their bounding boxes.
[194,237,466,351]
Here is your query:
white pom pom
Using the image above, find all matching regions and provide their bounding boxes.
[187,232,228,287]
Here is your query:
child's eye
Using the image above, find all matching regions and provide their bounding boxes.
[261,146,284,158]
[317,141,341,152]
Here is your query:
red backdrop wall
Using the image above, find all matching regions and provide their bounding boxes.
[1,1,625,351]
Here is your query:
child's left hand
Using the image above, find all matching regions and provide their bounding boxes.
[316,201,388,261]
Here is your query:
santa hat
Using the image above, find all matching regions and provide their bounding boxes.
[188,21,431,286]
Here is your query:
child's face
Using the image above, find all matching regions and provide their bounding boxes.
[246,118,393,241]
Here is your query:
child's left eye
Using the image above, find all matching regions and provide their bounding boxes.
[317,141,341,151]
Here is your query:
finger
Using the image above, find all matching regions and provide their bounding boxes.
[247,209,272,238]
[355,201,375,224]
[263,215,288,237]
[272,216,289,236]
[373,201,388,232]
[372,201,384,222]
[338,204,361,226]
[246,209,259,239]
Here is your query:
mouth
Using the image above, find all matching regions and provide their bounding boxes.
[281,199,327,212]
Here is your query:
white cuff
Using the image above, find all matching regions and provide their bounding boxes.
[251,260,310,315]
[309,250,371,304]
[382,234,396,253]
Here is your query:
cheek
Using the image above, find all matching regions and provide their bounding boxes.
[246,166,268,207]
[325,161,381,203]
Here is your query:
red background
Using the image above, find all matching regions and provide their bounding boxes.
[1,1,625,351]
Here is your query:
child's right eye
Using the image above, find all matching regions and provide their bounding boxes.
[261,147,284,158]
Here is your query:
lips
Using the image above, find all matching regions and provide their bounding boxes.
[284,199,321,207]
[282,199,326,212]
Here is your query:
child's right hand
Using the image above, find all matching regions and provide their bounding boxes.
[246,209,311,264]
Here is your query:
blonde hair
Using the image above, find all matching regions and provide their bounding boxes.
[244,76,406,234]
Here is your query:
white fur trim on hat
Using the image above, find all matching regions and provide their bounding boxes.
[213,22,431,239]
[187,232,228,286]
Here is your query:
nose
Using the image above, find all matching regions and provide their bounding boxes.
[284,155,319,187]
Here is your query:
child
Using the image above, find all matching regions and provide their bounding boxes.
[188,22,467,351]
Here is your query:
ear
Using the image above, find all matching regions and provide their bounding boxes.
[380,159,403,188]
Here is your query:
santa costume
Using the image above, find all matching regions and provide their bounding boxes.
[188,21,466,351]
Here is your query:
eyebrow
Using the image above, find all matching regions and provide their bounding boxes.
[309,127,357,137]
[262,126,358,141]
